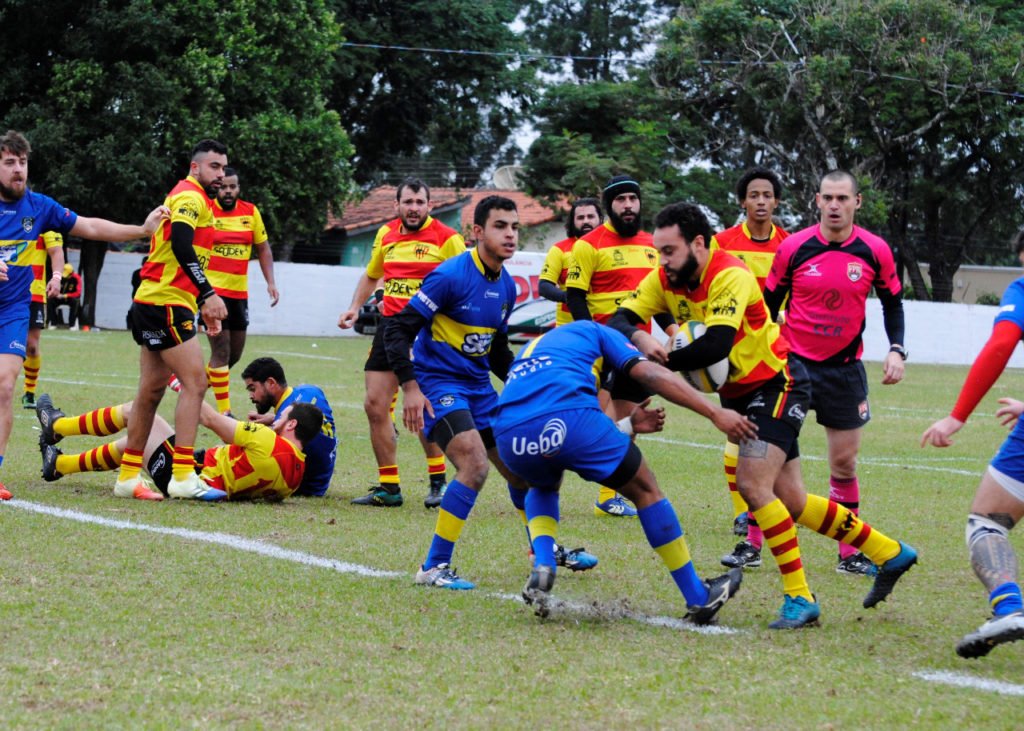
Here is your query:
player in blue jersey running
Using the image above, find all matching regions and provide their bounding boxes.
[0,130,166,499]
[923,272,1024,658]
[494,320,757,621]
[241,356,337,497]
[386,195,596,590]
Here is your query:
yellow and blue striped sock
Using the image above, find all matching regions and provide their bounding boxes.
[424,480,478,570]
[990,582,1023,616]
[525,488,560,569]
[639,498,707,606]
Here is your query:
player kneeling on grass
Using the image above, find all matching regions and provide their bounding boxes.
[605,201,918,629]
[493,320,758,623]
[36,393,321,502]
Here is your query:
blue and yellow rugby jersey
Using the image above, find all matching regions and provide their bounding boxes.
[0,190,77,316]
[276,384,336,497]
[496,321,645,422]
[407,247,516,385]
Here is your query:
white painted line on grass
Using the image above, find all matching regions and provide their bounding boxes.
[4,499,739,635]
[913,670,1024,697]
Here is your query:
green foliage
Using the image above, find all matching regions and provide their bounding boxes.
[975,290,1002,305]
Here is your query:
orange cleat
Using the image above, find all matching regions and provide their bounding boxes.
[0,483,11,500]
[132,483,164,501]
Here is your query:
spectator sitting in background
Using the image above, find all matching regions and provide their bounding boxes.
[47,263,82,330]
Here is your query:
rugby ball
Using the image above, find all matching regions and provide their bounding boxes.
[668,321,730,393]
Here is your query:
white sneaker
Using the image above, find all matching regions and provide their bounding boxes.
[113,477,164,501]
[957,611,1024,658]
[167,472,226,501]
[414,563,475,590]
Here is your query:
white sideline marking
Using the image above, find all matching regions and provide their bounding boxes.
[913,670,1024,697]
[4,500,739,635]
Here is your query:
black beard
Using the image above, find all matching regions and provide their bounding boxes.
[569,223,595,238]
[665,257,699,287]
[218,198,237,211]
[608,209,641,238]
[402,217,425,232]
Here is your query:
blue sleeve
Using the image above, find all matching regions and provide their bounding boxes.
[598,323,646,371]
[408,263,451,321]
[38,193,78,235]
[995,279,1024,330]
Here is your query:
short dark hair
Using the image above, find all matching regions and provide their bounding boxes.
[0,130,31,158]
[566,197,603,237]
[396,177,430,202]
[654,202,712,248]
[1014,229,1024,257]
[474,195,517,227]
[223,166,239,180]
[286,402,324,449]
[241,357,287,386]
[191,139,228,160]
[820,169,858,194]
[736,168,782,202]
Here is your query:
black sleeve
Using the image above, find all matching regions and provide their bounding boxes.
[170,221,216,304]
[489,331,514,382]
[607,307,645,340]
[763,285,787,321]
[653,312,676,332]
[666,324,735,371]
[538,279,566,303]
[878,288,906,346]
[565,287,592,321]
[383,307,430,384]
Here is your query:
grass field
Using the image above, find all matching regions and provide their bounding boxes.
[3,329,1024,728]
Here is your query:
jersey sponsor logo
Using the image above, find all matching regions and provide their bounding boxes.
[176,199,201,222]
[150,451,167,475]
[822,289,843,310]
[709,290,738,317]
[566,263,582,282]
[1000,304,1016,313]
[414,291,438,312]
[805,262,823,277]
[213,244,248,258]
[787,403,806,422]
[847,262,863,282]
[141,329,166,340]
[511,418,567,457]
[812,324,843,337]
[485,290,500,299]
[181,320,193,331]
[385,279,418,297]
[858,400,869,420]
[612,250,626,266]
[243,421,259,432]
[462,332,493,355]
[8,339,25,352]
[439,395,455,407]
[0,241,28,262]
[507,355,552,381]
[21,216,34,233]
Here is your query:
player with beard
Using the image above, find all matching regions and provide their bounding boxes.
[241,356,336,497]
[538,197,602,326]
[565,175,660,518]
[0,130,166,501]
[203,167,279,415]
[339,178,466,508]
[608,201,918,628]
[121,139,230,501]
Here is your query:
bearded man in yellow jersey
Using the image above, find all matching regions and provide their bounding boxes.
[203,166,279,415]
[338,178,465,508]
[538,197,602,326]
[121,139,229,501]
[22,231,66,409]
[565,175,660,518]
[608,201,917,629]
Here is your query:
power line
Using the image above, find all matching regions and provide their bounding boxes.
[340,41,616,64]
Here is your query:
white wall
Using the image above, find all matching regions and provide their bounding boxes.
[87,251,1022,367]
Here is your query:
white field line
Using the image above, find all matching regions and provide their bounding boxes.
[3,499,738,635]
[913,670,1024,697]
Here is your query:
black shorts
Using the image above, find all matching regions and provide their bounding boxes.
[721,359,811,462]
[129,302,199,351]
[29,302,45,330]
[147,436,176,495]
[600,365,651,404]
[792,354,870,430]
[363,324,392,372]
[220,296,249,331]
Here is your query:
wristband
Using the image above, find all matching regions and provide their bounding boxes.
[616,416,634,436]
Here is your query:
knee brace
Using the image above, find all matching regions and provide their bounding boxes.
[966,513,1011,550]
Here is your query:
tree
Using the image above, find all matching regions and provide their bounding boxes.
[651,0,1024,301]
[328,0,535,186]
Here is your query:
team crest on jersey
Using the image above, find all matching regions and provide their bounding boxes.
[612,250,626,266]
[847,262,863,282]
[414,244,429,260]
[709,289,739,317]
[21,216,34,233]
[645,249,657,265]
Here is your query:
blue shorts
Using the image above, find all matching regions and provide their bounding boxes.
[0,313,29,358]
[991,416,1024,483]
[417,374,499,442]
[494,407,631,490]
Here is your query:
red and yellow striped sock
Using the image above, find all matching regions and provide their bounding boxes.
[797,493,901,566]
[57,441,123,475]
[724,441,746,519]
[754,498,813,602]
[172,445,195,481]
[23,354,41,395]
[116,448,144,483]
[389,389,399,425]
[57,405,126,438]
[379,464,399,488]
[207,364,232,414]
[427,455,446,482]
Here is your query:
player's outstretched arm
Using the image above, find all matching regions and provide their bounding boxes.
[71,205,169,241]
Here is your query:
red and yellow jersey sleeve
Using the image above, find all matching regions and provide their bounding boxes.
[200,421,305,501]
[541,238,575,326]
[29,232,63,303]
[367,217,467,317]
[711,222,788,291]
[565,223,658,324]
[134,176,215,311]
[207,200,268,299]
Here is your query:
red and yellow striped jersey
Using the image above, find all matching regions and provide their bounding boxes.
[539,237,575,326]
[207,199,268,299]
[134,176,215,311]
[366,216,466,317]
[29,232,63,304]
[711,222,788,291]
[566,222,658,325]
[621,248,789,397]
[200,421,305,501]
